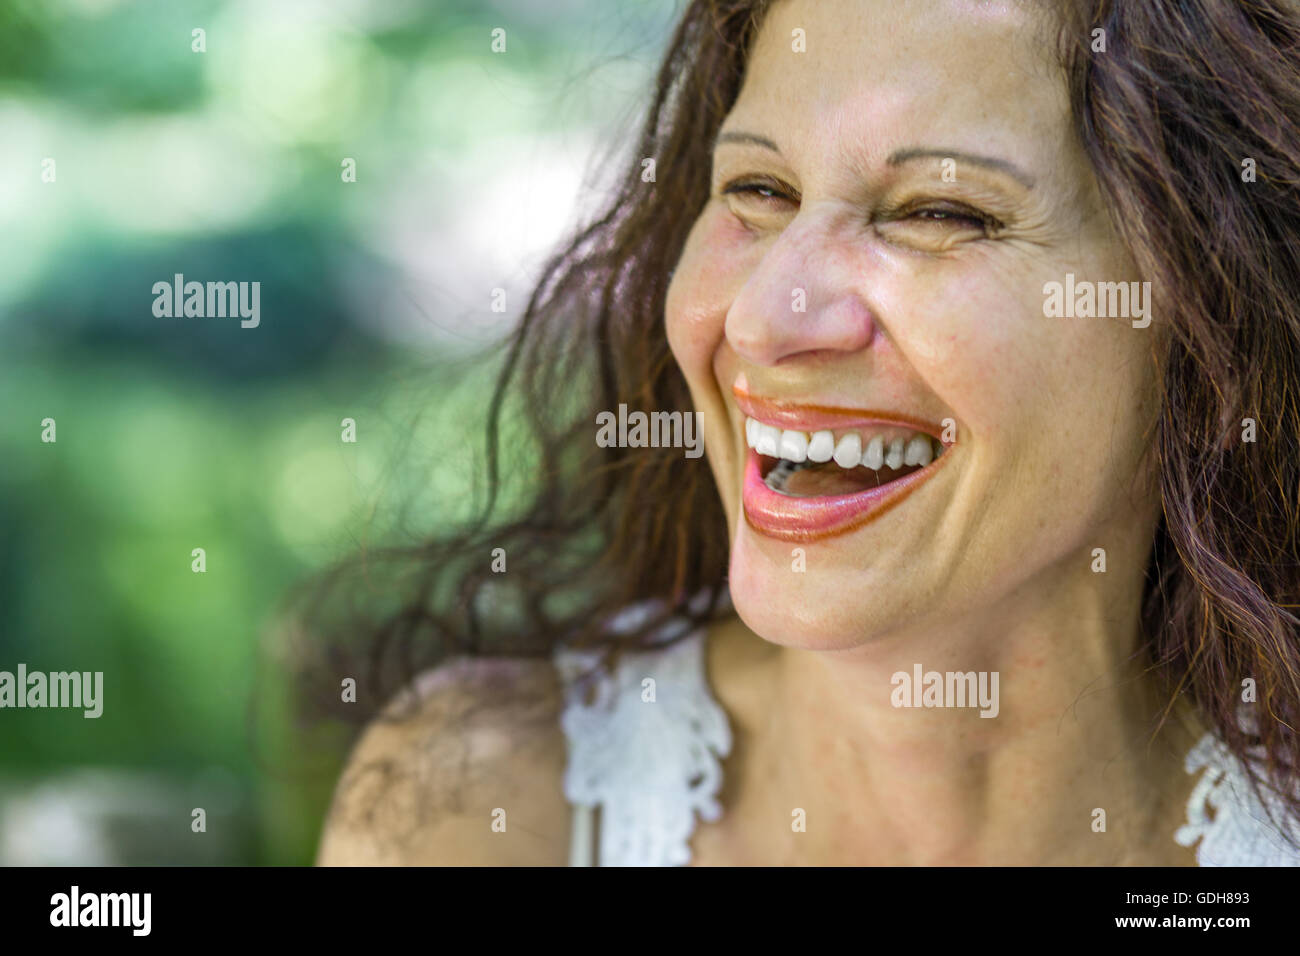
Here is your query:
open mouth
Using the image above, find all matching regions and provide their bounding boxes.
[752,421,943,496]
[735,393,955,542]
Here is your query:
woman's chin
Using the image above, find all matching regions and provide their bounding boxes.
[727,522,902,650]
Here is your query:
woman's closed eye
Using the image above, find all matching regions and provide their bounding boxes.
[720,178,1002,238]
[877,197,1004,237]
[720,176,799,207]
[904,206,1000,232]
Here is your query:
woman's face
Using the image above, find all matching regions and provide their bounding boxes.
[665,0,1162,649]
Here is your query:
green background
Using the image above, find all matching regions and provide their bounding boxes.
[0,0,677,865]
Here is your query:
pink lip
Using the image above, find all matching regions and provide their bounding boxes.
[733,385,955,543]
[742,447,950,542]
[733,388,946,438]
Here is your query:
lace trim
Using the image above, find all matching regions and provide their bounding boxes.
[1175,731,1300,866]
[556,608,1300,866]
[553,610,731,867]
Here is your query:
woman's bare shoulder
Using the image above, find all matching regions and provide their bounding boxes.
[316,654,573,866]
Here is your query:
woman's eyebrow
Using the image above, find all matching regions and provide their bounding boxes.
[714,130,782,153]
[887,147,1036,189]
[714,132,1036,191]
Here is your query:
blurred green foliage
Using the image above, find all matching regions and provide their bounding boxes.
[0,0,674,864]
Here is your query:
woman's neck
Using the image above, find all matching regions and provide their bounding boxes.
[709,571,1206,865]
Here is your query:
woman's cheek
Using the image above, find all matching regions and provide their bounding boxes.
[666,204,756,374]
[886,253,1056,437]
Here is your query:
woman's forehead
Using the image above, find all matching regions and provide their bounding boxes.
[731,0,1070,169]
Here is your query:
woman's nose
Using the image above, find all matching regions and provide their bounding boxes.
[724,213,877,366]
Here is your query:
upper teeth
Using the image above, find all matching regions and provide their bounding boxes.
[745,417,945,469]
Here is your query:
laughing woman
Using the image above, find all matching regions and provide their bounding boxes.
[312,0,1300,866]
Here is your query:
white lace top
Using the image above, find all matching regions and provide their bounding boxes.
[552,615,1300,867]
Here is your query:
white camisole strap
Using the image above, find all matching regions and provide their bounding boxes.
[1174,725,1300,865]
[552,602,731,867]
[567,804,595,867]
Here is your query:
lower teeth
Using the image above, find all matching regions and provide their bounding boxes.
[764,459,812,495]
[763,458,924,496]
